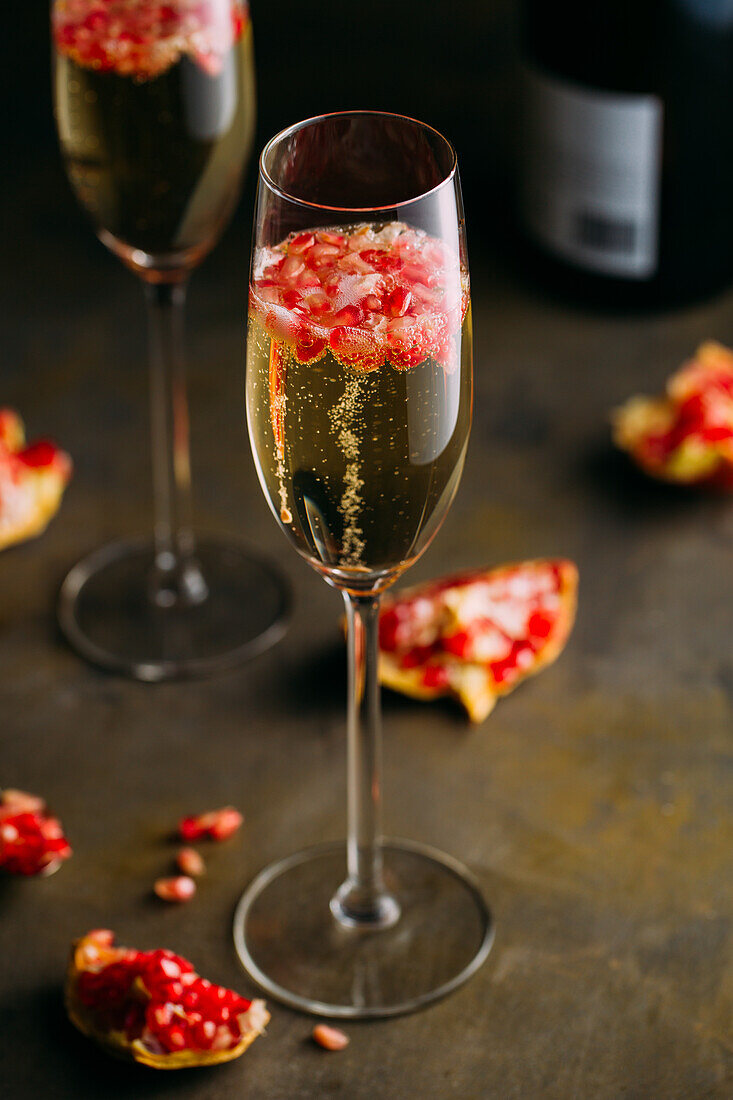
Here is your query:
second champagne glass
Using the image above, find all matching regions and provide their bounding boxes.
[234,112,493,1017]
[52,0,290,680]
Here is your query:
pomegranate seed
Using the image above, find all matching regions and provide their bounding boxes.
[178,806,243,842]
[296,269,322,289]
[281,256,305,281]
[303,290,330,314]
[282,288,302,309]
[289,232,315,254]
[0,823,19,843]
[317,231,346,246]
[333,304,364,327]
[177,848,205,876]
[386,286,412,316]
[312,1024,350,1051]
[210,808,243,841]
[363,294,381,312]
[306,242,341,267]
[154,876,196,903]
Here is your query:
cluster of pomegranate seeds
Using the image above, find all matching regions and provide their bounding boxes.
[179,806,242,842]
[0,789,72,876]
[52,0,248,80]
[613,341,733,487]
[250,222,469,375]
[75,935,262,1055]
[380,563,566,691]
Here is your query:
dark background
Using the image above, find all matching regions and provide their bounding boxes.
[5,0,516,235]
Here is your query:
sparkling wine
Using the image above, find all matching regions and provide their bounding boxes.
[246,222,472,585]
[53,0,255,268]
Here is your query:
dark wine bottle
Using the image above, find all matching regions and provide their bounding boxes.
[517,1,733,307]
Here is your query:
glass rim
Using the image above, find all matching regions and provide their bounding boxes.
[259,110,458,214]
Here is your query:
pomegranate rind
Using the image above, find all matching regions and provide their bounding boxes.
[0,408,72,551]
[378,559,578,723]
[65,931,269,1070]
[612,342,733,488]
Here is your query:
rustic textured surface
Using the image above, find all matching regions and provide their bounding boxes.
[1,161,732,1099]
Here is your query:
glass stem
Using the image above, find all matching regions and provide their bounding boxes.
[331,592,401,930]
[144,280,207,609]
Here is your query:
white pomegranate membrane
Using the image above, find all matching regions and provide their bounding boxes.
[52,0,248,79]
[250,222,469,375]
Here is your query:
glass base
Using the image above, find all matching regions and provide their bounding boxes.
[58,537,291,681]
[233,839,493,1019]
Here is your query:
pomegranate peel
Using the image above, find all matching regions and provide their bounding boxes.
[378,560,578,722]
[0,409,72,551]
[65,930,269,1069]
[613,341,733,488]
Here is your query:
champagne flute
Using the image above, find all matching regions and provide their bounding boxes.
[234,112,493,1017]
[52,0,290,680]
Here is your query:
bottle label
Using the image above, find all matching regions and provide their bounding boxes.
[521,66,663,279]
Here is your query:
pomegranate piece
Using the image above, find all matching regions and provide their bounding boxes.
[0,789,72,876]
[249,221,469,376]
[66,930,269,1068]
[176,848,206,877]
[178,806,243,843]
[613,341,733,488]
[52,0,249,81]
[378,560,578,723]
[154,876,196,902]
[312,1024,350,1051]
[0,409,72,552]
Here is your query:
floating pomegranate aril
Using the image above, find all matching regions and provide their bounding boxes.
[52,0,249,81]
[0,789,72,876]
[250,221,469,376]
[66,930,269,1068]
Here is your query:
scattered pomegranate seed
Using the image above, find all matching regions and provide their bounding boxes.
[176,848,206,877]
[154,876,196,902]
[208,808,243,841]
[178,806,243,843]
[312,1024,349,1051]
